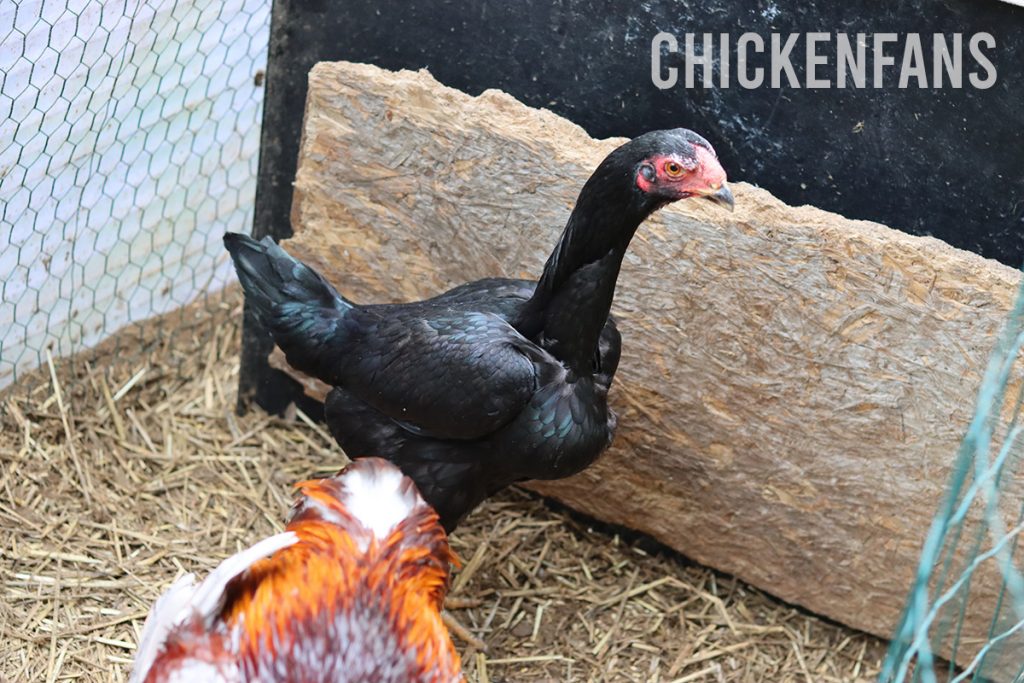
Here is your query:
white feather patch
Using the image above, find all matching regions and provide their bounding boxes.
[163,659,239,683]
[129,572,200,683]
[341,464,419,543]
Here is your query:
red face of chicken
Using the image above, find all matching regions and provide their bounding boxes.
[131,459,462,683]
[634,139,734,211]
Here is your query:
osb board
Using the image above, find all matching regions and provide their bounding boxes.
[284,60,1024,660]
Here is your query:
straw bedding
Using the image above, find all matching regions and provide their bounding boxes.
[0,290,885,682]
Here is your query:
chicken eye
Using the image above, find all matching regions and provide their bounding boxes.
[664,161,684,177]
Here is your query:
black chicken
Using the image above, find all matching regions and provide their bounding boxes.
[226,128,733,531]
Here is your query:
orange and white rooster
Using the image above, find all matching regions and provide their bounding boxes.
[129,458,462,682]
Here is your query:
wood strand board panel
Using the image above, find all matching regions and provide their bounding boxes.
[286,60,1024,657]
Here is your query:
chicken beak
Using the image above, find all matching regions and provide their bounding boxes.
[700,182,735,212]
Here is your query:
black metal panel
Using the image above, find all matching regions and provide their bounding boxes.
[242,0,1024,413]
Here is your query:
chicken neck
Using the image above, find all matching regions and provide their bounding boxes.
[513,167,656,377]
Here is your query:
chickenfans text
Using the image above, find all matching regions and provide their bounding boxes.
[652,33,997,89]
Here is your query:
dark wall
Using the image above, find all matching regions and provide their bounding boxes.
[256,0,1024,262]
[242,0,1024,411]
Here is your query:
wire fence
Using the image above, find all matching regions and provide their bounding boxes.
[882,275,1024,682]
[0,0,270,391]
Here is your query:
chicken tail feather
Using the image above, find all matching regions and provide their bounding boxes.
[224,232,354,382]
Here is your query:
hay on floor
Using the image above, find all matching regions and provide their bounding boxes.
[0,291,885,682]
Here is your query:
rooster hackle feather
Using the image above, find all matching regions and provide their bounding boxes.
[130,458,462,683]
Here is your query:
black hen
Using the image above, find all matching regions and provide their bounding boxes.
[226,128,734,531]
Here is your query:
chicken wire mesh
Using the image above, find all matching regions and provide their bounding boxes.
[0,0,270,391]
[882,275,1024,683]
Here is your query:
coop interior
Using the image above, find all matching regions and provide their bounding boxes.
[3,2,1024,682]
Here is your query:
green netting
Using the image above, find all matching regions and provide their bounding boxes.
[882,274,1024,682]
[0,0,270,390]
